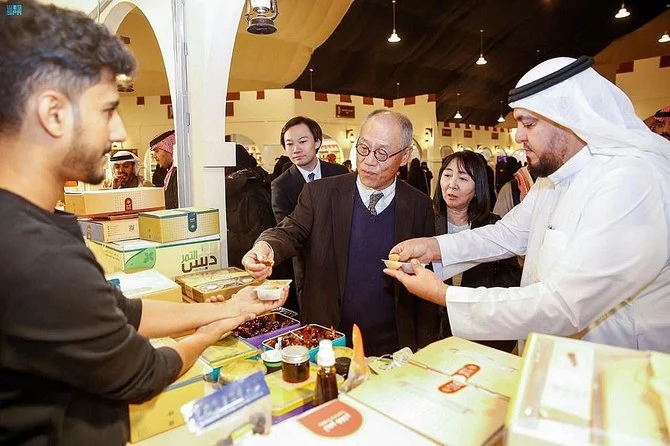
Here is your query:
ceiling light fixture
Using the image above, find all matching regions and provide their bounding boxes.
[245,0,279,35]
[476,29,487,65]
[497,100,505,123]
[660,31,670,43]
[388,0,401,43]
[614,2,630,19]
[454,93,462,119]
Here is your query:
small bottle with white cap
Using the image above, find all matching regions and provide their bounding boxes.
[314,339,338,406]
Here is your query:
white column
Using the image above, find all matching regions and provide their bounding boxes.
[101,0,243,266]
[181,0,245,266]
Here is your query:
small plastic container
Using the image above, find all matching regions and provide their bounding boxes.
[335,357,352,379]
[217,359,266,385]
[261,349,283,374]
[256,279,292,301]
[282,345,310,383]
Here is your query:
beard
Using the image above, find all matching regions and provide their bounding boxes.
[526,129,570,178]
[61,119,110,185]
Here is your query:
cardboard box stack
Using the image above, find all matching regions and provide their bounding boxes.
[346,337,522,446]
[68,188,165,245]
[506,333,670,446]
[65,188,223,280]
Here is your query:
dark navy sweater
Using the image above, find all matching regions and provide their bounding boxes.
[340,191,399,356]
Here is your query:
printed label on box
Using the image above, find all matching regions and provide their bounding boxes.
[298,400,363,438]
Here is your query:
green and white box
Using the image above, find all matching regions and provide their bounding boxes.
[88,234,220,279]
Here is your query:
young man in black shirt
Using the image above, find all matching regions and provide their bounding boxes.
[0,2,285,445]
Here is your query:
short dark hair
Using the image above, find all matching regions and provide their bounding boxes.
[0,0,136,136]
[433,151,491,224]
[280,116,323,150]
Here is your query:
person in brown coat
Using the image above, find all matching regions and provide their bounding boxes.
[243,110,440,356]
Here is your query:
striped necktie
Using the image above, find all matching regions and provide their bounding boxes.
[368,192,384,216]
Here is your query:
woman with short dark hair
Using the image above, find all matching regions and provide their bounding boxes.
[433,151,521,352]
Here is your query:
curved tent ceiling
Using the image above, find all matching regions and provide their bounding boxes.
[227,0,355,91]
[116,1,669,126]
[282,0,669,125]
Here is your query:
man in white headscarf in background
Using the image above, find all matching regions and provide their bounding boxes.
[103,150,153,189]
[385,56,670,353]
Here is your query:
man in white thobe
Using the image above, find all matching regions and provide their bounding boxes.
[385,56,670,353]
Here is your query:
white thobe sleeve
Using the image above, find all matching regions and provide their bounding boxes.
[436,185,534,280]
[440,166,668,340]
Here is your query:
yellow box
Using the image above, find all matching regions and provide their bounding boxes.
[410,336,521,399]
[78,217,139,243]
[65,187,164,218]
[175,267,261,302]
[105,270,182,303]
[199,335,258,370]
[651,354,670,433]
[139,207,220,243]
[347,337,518,446]
[87,235,220,279]
[128,338,211,443]
[506,333,670,446]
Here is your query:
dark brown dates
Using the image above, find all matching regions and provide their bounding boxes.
[265,325,338,349]
[233,314,294,338]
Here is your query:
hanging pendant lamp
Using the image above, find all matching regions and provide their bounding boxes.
[497,100,505,123]
[476,29,487,65]
[614,2,630,19]
[454,93,462,119]
[388,0,401,43]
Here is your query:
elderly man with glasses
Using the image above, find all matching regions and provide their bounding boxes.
[242,110,440,356]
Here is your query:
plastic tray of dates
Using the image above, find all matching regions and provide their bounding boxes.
[232,312,300,348]
[262,324,346,362]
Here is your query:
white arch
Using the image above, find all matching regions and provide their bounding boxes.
[100,1,177,101]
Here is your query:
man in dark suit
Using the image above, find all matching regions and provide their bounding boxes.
[270,116,348,312]
[243,110,440,356]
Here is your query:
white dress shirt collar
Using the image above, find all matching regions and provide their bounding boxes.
[296,159,322,183]
[356,175,397,215]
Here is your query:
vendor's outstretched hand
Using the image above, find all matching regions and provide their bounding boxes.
[384,260,448,307]
[242,242,274,280]
[206,285,288,316]
[389,237,442,264]
[194,312,256,344]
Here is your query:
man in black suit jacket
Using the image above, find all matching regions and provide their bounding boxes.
[270,117,348,311]
[244,110,440,356]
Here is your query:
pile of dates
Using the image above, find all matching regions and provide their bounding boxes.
[233,314,294,338]
[265,325,339,349]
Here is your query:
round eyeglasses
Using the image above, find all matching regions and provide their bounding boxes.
[355,138,407,162]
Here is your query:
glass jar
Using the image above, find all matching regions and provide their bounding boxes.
[281,345,310,383]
